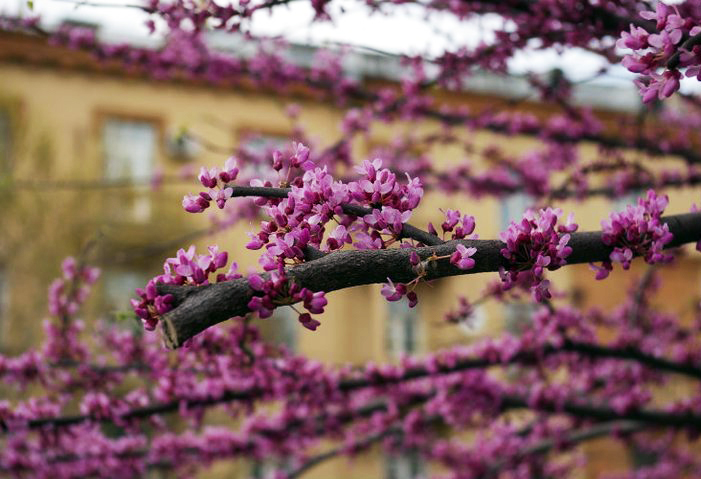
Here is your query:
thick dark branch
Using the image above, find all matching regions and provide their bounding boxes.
[667,31,701,70]
[159,212,701,347]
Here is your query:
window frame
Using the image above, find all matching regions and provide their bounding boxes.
[386,298,423,358]
[96,110,163,180]
[0,99,24,179]
[95,110,163,223]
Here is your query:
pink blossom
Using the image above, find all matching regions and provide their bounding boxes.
[450,244,477,270]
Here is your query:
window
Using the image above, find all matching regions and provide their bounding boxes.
[458,305,488,336]
[612,190,642,212]
[500,192,530,231]
[386,300,421,358]
[250,457,291,478]
[102,269,150,316]
[238,132,289,178]
[0,108,12,177]
[0,267,8,344]
[500,194,536,334]
[258,306,298,352]
[504,302,539,336]
[102,117,157,222]
[385,451,425,479]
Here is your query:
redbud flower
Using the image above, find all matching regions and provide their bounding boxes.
[381,278,407,302]
[450,244,477,270]
[219,156,239,183]
[298,313,321,331]
[198,166,219,188]
[132,245,237,329]
[595,190,673,278]
[182,194,209,213]
[499,207,577,301]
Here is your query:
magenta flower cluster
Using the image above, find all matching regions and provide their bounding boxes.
[245,153,422,262]
[248,266,327,331]
[499,208,578,301]
[131,245,240,331]
[619,3,701,102]
[381,277,418,308]
[450,244,477,270]
[592,190,674,280]
[182,157,239,213]
[434,208,476,240]
[380,207,478,309]
[176,147,427,325]
[48,257,100,318]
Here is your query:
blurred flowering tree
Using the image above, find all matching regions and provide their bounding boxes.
[4,1,701,478]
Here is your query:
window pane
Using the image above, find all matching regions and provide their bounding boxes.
[500,194,536,334]
[240,133,288,157]
[612,190,642,212]
[0,268,7,344]
[386,300,420,358]
[500,192,530,231]
[0,109,12,176]
[238,133,289,177]
[102,118,157,222]
[504,302,538,336]
[385,451,424,479]
[258,306,298,352]
[102,269,150,313]
[103,119,155,180]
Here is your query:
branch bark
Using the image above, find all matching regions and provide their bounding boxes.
[7,338,701,434]
[158,212,701,347]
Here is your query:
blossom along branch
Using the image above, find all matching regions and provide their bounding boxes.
[6,398,420,473]
[157,211,701,347]
[620,3,701,102]
[4,271,701,478]
[289,420,650,479]
[11,380,701,436]
[666,30,701,70]
[476,421,649,479]
[0,393,646,478]
[229,185,445,247]
[7,335,701,434]
[144,150,681,336]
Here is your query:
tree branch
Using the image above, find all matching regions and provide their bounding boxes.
[286,428,401,479]
[483,421,646,478]
[229,185,445,247]
[501,395,701,428]
[667,31,701,70]
[11,337,701,433]
[159,212,701,347]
